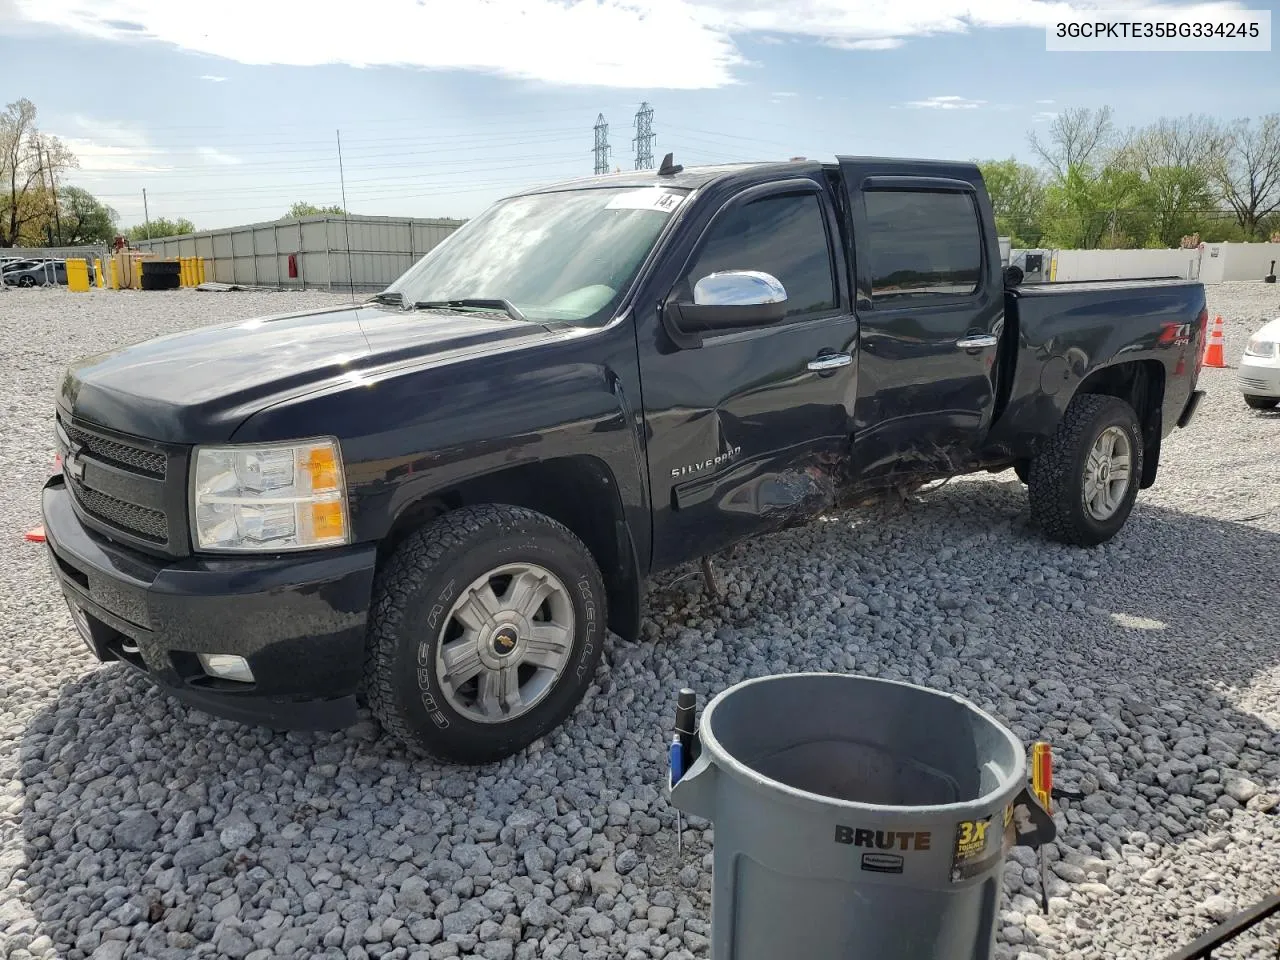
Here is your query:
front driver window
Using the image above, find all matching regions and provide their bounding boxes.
[679,191,837,319]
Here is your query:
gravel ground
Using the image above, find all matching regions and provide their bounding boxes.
[1,283,1279,960]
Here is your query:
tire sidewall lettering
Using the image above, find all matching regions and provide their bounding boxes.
[407,532,604,735]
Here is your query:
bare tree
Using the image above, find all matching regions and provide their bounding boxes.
[1119,114,1227,173]
[1211,114,1280,239]
[1028,106,1117,180]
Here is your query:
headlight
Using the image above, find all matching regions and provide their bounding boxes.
[1244,338,1277,359]
[191,438,350,552]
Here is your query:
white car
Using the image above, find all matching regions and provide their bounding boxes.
[1239,316,1280,410]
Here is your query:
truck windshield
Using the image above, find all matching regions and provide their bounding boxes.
[381,186,689,325]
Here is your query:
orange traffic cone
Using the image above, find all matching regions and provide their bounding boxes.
[24,525,45,543]
[1203,314,1226,368]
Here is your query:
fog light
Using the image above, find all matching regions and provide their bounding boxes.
[197,653,255,683]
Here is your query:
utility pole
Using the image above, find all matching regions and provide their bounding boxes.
[142,188,151,240]
[592,114,611,175]
[36,138,62,245]
[35,138,52,245]
[633,102,655,170]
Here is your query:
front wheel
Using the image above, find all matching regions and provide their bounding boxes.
[365,504,606,763]
[1028,394,1144,547]
[1244,394,1279,410]
[17,275,35,288]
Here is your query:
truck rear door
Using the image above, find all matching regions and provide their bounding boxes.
[836,158,1004,481]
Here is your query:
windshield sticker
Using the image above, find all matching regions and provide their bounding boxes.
[605,189,685,213]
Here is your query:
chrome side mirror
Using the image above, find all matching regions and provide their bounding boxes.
[664,270,789,349]
[692,270,788,307]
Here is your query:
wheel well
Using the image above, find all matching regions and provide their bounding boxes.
[1076,360,1165,489]
[379,457,642,642]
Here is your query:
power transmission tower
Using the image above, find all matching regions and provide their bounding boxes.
[592,114,612,175]
[633,102,655,170]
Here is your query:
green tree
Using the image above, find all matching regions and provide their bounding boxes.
[285,201,347,218]
[1118,115,1224,247]
[127,216,196,241]
[1041,164,1144,249]
[57,186,118,245]
[978,158,1045,246]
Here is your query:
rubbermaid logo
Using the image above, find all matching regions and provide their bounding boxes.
[861,853,904,874]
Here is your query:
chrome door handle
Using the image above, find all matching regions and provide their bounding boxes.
[955,334,999,349]
[807,353,853,371]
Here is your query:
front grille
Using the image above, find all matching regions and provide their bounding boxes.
[56,413,188,556]
[64,422,166,478]
[1239,376,1272,392]
[70,478,168,542]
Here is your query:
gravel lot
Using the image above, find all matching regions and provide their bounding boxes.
[1,283,1279,960]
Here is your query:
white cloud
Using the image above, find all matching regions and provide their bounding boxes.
[906,95,986,110]
[52,116,171,173]
[1032,110,1059,122]
[771,91,798,97]
[1036,98,1055,104]
[197,146,240,165]
[13,0,1251,89]
[199,74,227,82]
[830,37,905,49]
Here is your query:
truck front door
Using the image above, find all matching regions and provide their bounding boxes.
[837,159,1004,484]
[638,178,860,572]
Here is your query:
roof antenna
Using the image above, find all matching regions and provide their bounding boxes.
[657,152,682,176]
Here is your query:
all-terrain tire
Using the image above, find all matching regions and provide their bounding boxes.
[1244,394,1279,410]
[365,504,606,764]
[1028,394,1144,547]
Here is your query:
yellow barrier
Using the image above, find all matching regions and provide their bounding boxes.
[179,257,190,287]
[108,258,119,290]
[197,258,207,284]
[93,258,105,288]
[65,258,91,293]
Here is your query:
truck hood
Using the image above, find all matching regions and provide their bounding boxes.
[59,303,554,443]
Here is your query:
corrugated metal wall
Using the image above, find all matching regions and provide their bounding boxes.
[130,215,465,292]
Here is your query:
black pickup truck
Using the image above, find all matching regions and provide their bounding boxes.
[42,155,1207,762]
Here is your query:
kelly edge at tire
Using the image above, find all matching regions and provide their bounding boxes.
[365,504,607,764]
[1244,394,1279,410]
[1028,393,1144,547]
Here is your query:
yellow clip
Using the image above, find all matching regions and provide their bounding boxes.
[1031,741,1053,815]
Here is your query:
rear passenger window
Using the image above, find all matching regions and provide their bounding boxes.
[863,190,982,300]
[681,192,836,319]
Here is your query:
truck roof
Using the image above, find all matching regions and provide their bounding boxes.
[517,156,985,198]
[518,160,827,196]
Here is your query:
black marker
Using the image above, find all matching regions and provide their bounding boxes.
[675,688,698,763]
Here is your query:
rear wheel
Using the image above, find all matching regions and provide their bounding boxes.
[365,504,606,763]
[1028,394,1144,546]
[17,275,34,288]
[1244,394,1279,410]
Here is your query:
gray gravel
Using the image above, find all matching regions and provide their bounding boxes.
[2,283,1279,960]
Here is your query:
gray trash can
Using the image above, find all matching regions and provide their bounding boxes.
[669,672,1053,960]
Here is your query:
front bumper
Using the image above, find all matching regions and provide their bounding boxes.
[1238,359,1280,398]
[41,477,378,730]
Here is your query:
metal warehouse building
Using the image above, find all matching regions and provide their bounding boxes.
[130,214,465,292]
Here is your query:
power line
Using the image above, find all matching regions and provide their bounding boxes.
[633,102,655,170]
[592,114,611,176]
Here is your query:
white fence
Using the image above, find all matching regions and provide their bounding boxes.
[1024,242,1280,284]
[130,214,466,292]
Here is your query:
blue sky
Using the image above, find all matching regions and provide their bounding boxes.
[2,0,1277,231]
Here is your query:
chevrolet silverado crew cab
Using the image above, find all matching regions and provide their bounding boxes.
[42,155,1208,763]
